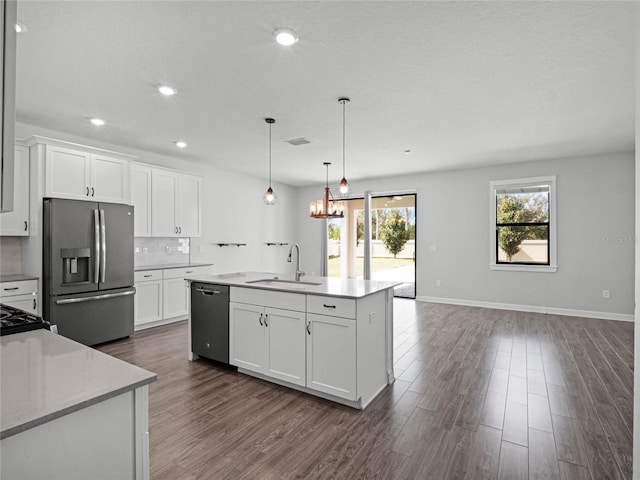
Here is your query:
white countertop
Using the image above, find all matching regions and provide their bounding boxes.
[135,262,213,272]
[186,271,400,299]
[0,330,156,439]
[0,274,39,283]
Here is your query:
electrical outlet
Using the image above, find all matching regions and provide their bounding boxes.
[435,279,441,287]
[602,290,610,299]
[369,312,376,324]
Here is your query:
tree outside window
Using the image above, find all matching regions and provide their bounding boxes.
[490,177,556,270]
[496,190,549,263]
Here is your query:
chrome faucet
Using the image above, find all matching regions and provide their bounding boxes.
[287,243,306,281]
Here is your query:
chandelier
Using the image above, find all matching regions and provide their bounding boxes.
[309,162,345,219]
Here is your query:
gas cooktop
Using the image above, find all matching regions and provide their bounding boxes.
[0,304,48,336]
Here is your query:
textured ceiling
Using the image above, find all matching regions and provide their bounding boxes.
[14,1,636,187]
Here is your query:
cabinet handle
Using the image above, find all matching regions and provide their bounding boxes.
[175,226,178,234]
[33,298,37,310]
[86,186,90,196]
[91,187,95,197]
[186,270,193,274]
[143,274,152,278]
[259,313,263,326]
[264,314,269,327]
[178,227,182,234]
[322,304,336,309]
[306,321,311,335]
[24,221,28,231]
[3,287,19,291]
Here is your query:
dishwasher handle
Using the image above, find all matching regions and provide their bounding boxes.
[195,287,222,295]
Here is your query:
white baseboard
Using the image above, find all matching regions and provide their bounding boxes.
[416,296,634,322]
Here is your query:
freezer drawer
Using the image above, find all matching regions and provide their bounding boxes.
[48,287,135,346]
[191,283,229,364]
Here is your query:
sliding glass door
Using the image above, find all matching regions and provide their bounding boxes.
[327,193,416,298]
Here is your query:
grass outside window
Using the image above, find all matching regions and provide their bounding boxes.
[328,256,413,278]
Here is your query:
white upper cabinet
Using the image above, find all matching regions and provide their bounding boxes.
[130,164,152,237]
[151,169,177,236]
[176,174,201,237]
[0,145,30,236]
[151,169,201,237]
[90,154,130,203]
[45,145,89,200]
[44,143,131,204]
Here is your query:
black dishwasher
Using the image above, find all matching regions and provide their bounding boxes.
[190,283,230,365]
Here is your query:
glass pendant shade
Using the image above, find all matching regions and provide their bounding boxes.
[263,118,277,205]
[263,186,277,205]
[339,177,349,194]
[338,97,350,195]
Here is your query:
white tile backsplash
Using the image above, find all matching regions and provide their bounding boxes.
[0,237,23,275]
[134,237,190,267]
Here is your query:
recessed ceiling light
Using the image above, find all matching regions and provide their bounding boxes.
[158,85,177,96]
[274,28,299,46]
[90,118,105,126]
[175,141,187,149]
[15,22,27,33]
[403,149,412,155]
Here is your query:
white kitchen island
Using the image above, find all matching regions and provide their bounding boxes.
[186,272,399,409]
[0,329,156,480]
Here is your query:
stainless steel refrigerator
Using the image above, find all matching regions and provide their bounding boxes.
[43,198,135,346]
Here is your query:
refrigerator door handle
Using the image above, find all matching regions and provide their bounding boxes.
[55,288,136,305]
[99,209,106,283]
[93,209,100,284]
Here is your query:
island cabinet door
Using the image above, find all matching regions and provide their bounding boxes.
[229,302,266,373]
[264,307,306,387]
[306,313,357,401]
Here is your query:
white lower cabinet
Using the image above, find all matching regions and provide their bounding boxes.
[306,313,356,401]
[228,288,384,405]
[135,265,211,328]
[230,302,265,371]
[1,387,150,480]
[265,308,306,386]
[163,277,188,319]
[0,280,38,314]
[230,302,306,387]
[134,271,163,326]
[196,284,392,408]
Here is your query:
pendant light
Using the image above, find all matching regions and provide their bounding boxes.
[263,118,277,205]
[338,97,350,195]
[309,162,345,219]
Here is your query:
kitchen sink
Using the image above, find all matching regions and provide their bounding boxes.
[246,279,322,289]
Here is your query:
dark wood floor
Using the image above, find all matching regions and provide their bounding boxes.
[98,300,634,479]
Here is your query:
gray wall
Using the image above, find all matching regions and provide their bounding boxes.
[15,121,635,319]
[296,151,635,319]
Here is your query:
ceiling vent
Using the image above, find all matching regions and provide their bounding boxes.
[285,137,311,146]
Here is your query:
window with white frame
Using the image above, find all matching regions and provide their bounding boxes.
[489,176,557,272]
